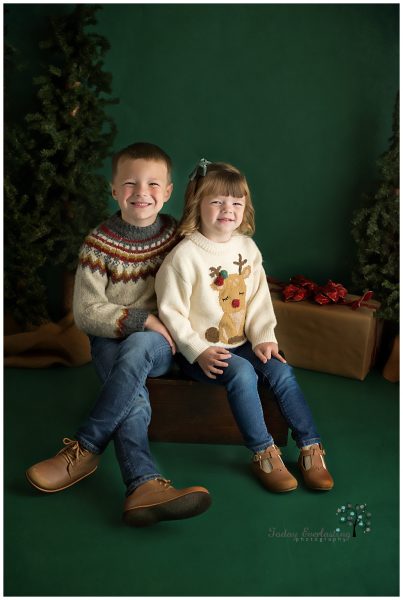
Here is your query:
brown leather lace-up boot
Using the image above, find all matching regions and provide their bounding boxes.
[252,445,298,492]
[123,477,212,527]
[26,438,99,492]
[298,443,334,490]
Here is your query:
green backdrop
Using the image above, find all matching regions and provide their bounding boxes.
[5,3,399,285]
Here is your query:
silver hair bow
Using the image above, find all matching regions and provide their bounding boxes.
[189,158,212,180]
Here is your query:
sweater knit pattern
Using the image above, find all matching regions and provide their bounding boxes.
[155,231,278,364]
[73,212,178,338]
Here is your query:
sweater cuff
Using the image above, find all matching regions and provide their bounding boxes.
[120,308,150,336]
[180,340,211,365]
[249,327,278,349]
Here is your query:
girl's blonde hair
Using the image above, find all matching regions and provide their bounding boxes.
[178,162,255,237]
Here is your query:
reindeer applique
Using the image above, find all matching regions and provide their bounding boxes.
[205,254,251,345]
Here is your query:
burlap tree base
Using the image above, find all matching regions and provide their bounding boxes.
[4,311,91,368]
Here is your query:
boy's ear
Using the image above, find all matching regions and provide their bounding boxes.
[110,182,117,200]
[164,182,174,203]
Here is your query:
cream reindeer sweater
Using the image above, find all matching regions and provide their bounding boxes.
[155,231,278,364]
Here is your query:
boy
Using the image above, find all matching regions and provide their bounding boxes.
[26,142,211,527]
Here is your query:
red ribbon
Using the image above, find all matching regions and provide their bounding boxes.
[344,290,375,311]
[268,275,377,311]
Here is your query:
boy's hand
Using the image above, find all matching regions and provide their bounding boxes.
[144,314,176,354]
[253,342,287,364]
[197,347,231,379]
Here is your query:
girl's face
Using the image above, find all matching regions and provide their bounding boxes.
[199,194,245,242]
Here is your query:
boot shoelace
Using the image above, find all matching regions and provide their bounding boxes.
[156,477,173,489]
[58,437,88,473]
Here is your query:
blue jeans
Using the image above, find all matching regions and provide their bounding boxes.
[75,331,173,495]
[176,342,321,452]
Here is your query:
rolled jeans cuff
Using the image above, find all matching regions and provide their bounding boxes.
[297,436,322,449]
[76,436,102,455]
[126,473,163,497]
[252,441,276,454]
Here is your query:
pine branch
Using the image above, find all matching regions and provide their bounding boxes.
[351,93,399,322]
[4,4,118,327]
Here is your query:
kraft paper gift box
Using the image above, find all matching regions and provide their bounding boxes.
[270,289,382,380]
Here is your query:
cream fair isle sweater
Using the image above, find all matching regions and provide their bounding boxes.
[155,231,278,364]
[73,211,178,338]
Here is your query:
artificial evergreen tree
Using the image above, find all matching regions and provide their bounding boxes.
[4,5,117,327]
[4,18,47,326]
[351,93,399,323]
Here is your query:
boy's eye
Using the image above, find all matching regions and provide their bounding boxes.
[124,182,135,186]
[149,182,160,187]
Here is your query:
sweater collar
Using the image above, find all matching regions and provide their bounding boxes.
[188,230,242,255]
[106,211,164,241]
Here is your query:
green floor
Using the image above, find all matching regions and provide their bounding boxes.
[4,364,399,596]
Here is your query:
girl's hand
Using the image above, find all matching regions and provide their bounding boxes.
[144,314,176,355]
[253,342,287,364]
[197,347,232,379]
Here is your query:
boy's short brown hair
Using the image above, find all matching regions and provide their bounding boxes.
[112,142,172,181]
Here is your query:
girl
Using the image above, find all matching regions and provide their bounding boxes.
[155,159,334,492]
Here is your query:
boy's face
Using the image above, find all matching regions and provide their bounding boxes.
[112,158,173,227]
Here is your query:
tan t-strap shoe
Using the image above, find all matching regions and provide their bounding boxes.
[251,445,298,492]
[298,443,334,490]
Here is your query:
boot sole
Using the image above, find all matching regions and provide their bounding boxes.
[25,466,98,493]
[123,491,212,527]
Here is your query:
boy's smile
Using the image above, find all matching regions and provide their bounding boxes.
[199,195,245,242]
[112,158,173,227]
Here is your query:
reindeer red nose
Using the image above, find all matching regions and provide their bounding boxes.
[232,299,240,308]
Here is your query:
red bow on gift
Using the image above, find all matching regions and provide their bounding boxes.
[314,280,348,305]
[345,290,375,310]
[270,275,375,310]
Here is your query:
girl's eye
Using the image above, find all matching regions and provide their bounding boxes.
[234,202,244,207]
[211,200,222,205]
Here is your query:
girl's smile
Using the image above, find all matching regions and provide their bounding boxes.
[199,195,245,242]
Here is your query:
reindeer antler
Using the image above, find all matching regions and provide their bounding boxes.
[209,266,222,279]
[233,254,247,274]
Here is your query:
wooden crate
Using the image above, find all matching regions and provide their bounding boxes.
[148,373,289,446]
